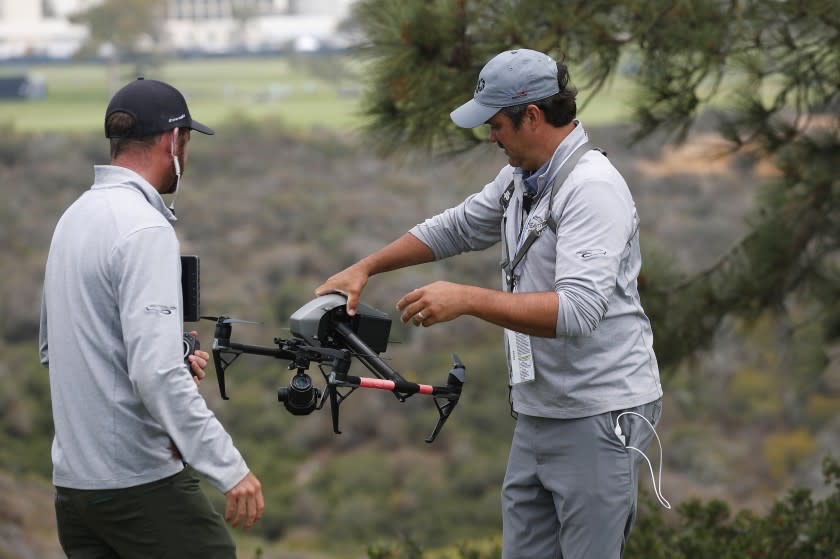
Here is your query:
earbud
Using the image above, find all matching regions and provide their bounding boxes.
[614,423,625,446]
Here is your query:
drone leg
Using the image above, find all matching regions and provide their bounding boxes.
[329,386,342,435]
[426,397,457,444]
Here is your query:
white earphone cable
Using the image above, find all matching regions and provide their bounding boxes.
[168,128,181,212]
[615,411,671,510]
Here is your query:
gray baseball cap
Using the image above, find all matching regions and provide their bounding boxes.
[450,49,559,128]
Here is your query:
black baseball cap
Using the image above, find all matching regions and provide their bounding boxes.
[104,77,214,138]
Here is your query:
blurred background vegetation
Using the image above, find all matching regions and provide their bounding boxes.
[1,0,839,558]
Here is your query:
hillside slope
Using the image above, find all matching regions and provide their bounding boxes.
[2,116,835,557]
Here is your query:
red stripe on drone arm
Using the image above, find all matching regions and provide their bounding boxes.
[358,378,396,391]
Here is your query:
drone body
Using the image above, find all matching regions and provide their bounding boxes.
[207,294,466,443]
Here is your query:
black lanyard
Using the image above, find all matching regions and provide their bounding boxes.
[500,142,592,292]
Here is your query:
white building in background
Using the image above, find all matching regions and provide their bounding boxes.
[0,0,357,59]
[165,0,356,54]
[0,1,89,58]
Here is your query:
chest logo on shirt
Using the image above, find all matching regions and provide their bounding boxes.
[576,248,607,259]
[145,304,176,316]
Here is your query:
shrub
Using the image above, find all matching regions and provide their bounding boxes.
[369,457,840,559]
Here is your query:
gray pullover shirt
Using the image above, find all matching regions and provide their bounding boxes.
[39,165,249,492]
[410,122,662,418]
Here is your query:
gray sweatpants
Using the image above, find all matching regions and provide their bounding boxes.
[502,399,663,559]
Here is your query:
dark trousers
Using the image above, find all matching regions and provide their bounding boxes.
[55,467,235,559]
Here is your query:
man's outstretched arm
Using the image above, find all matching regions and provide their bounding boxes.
[397,282,559,338]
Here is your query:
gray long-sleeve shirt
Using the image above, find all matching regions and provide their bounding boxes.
[410,122,662,418]
[39,165,249,492]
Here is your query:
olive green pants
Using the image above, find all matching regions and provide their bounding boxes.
[54,466,235,559]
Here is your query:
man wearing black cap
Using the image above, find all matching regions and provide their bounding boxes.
[316,50,665,558]
[39,78,264,557]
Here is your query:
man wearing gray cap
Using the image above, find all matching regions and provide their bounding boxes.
[40,78,264,557]
[316,48,665,557]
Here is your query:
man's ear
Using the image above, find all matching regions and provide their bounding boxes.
[155,130,173,154]
[525,104,543,128]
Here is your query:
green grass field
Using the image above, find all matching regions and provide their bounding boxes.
[0,55,637,134]
[0,56,368,133]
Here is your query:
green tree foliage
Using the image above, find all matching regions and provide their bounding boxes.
[351,0,840,375]
[69,0,167,90]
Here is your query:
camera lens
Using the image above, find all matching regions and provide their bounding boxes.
[278,373,319,415]
[291,374,312,391]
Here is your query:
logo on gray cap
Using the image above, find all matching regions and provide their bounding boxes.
[450,49,560,129]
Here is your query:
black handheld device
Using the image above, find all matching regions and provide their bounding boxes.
[181,255,200,322]
[183,332,200,366]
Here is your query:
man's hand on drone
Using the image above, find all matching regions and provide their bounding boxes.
[186,330,209,385]
[314,263,370,316]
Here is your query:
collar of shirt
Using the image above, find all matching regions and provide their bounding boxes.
[522,160,550,199]
[514,120,588,201]
[91,165,177,223]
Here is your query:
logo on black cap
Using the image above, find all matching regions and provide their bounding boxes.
[104,78,214,138]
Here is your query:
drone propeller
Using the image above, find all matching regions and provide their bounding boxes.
[448,353,466,384]
[200,315,260,325]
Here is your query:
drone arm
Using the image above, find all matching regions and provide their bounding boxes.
[211,338,298,400]
[333,322,407,383]
[336,375,461,398]
[225,340,297,361]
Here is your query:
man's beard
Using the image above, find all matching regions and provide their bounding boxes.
[162,174,178,194]
[162,155,184,194]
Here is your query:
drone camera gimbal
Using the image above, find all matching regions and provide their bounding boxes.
[207,294,466,443]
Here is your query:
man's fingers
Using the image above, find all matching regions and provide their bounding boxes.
[256,489,265,519]
[345,292,359,316]
[232,494,247,527]
[397,297,426,324]
[396,288,422,312]
[244,496,258,530]
[189,356,206,376]
[224,472,264,531]
[225,494,236,523]
[225,493,244,527]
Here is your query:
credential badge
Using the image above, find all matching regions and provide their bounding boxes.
[527,216,548,235]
